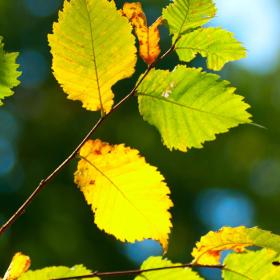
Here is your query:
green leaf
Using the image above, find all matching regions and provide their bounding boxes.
[18,265,97,280]
[0,36,21,105]
[48,0,137,114]
[137,65,251,152]
[176,27,247,71]
[134,256,203,280]
[223,249,280,280]
[162,0,216,36]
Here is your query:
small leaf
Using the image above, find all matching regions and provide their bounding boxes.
[74,139,173,251]
[162,0,216,36]
[18,265,95,280]
[192,226,280,265]
[176,27,247,71]
[0,37,21,106]
[3,253,30,280]
[137,65,251,152]
[134,256,203,280]
[223,249,280,280]
[48,0,137,113]
[123,2,162,65]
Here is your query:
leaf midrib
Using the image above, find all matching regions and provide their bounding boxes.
[138,92,249,123]
[84,0,104,113]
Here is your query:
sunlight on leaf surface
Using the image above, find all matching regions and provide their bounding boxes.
[192,226,280,265]
[48,0,137,113]
[137,65,251,152]
[74,139,173,251]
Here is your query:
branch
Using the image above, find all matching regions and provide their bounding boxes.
[0,45,175,236]
[51,263,225,280]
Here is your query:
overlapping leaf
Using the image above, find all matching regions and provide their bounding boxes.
[0,37,21,105]
[3,253,30,280]
[122,2,162,65]
[137,65,251,152]
[74,139,173,251]
[176,27,246,71]
[134,256,203,280]
[18,265,95,280]
[162,0,216,36]
[223,249,280,280]
[48,0,137,113]
[192,226,280,265]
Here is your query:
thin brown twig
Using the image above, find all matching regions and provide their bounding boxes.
[0,43,175,236]
[51,263,225,280]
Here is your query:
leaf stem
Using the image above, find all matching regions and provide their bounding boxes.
[51,263,225,280]
[0,43,175,236]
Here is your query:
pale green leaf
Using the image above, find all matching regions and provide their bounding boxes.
[48,0,137,113]
[223,249,280,280]
[0,36,21,105]
[176,27,246,71]
[162,0,216,36]
[137,65,251,152]
[18,265,96,280]
[134,256,203,280]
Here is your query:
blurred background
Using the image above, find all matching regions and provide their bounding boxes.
[0,0,280,279]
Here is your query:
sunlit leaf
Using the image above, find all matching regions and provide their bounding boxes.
[134,256,203,280]
[74,139,173,251]
[48,0,137,113]
[123,2,162,65]
[192,226,280,265]
[18,265,95,280]
[0,37,21,106]
[176,27,246,71]
[162,0,216,36]
[223,249,280,280]
[3,253,30,280]
[137,65,251,152]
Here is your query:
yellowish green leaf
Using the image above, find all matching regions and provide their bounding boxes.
[176,27,247,71]
[0,37,21,105]
[134,256,203,280]
[18,265,95,280]
[192,226,280,265]
[48,0,137,113]
[223,249,280,280]
[3,253,30,280]
[137,65,251,152]
[74,139,173,251]
[162,0,216,36]
[123,2,162,65]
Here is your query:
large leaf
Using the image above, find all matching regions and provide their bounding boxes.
[74,139,173,251]
[223,249,280,280]
[137,65,251,152]
[123,2,162,65]
[48,0,137,113]
[162,0,216,36]
[0,37,21,105]
[192,226,280,265]
[18,265,95,280]
[134,256,203,280]
[176,27,246,71]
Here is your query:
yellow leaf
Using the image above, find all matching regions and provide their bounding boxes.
[191,226,280,265]
[123,2,162,65]
[48,0,137,113]
[74,139,173,251]
[3,253,31,280]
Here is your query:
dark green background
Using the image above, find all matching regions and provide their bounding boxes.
[0,0,280,279]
